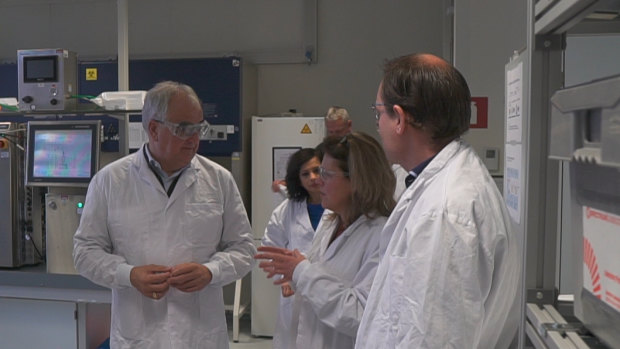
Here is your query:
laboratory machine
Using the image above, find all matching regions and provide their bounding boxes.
[17,49,77,111]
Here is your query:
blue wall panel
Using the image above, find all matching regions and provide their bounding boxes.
[1,57,242,156]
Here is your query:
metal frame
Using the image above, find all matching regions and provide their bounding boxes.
[523,0,620,347]
[526,303,590,349]
[224,279,249,343]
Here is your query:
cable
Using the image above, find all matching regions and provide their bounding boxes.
[69,94,97,100]
[0,103,19,112]
[69,94,106,110]
[24,233,43,260]
[0,132,19,140]
[0,128,26,134]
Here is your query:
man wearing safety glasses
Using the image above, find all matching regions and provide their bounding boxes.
[74,81,256,348]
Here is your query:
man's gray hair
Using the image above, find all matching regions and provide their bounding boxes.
[325,106,350,121]
[141,81,202,131]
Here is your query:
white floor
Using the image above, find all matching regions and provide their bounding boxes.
[228,313,273,349]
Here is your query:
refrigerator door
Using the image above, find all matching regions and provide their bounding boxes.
[250,116,324,336]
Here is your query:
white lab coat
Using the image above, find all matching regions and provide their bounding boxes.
[261,198,324,349]
[356,140,521,349]
[291,213,388,349]
[392,164,408,201]
[73,144,256,349]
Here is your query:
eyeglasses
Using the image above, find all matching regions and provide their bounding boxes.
[371,103,385,120]
[319,166,349,181]
[154,119,210,140]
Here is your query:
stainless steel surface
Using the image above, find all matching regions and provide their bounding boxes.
[17,49,77,112]
[525,0,620,346]
[45,193,86,274]
[0,122,35,267]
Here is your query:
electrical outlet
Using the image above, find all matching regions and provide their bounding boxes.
[201,125,229,141]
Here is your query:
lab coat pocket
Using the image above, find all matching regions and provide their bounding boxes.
[114,288,144,339]
[182,201,223,247]
[108,208,154,262]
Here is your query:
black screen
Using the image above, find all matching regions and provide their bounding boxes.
[24,56,58,82]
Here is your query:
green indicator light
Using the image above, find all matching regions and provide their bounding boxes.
[77,202,84,208]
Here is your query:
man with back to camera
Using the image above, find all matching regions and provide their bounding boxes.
[73,81,256,348]
[356,53,521,348]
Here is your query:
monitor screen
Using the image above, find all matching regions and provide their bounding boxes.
[26,121,100,187]
[23,55,58,82]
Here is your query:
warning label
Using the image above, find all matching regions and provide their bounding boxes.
[301,124,312,134]
[86,68,98,81]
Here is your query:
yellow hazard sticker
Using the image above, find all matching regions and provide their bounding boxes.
[86,68,98,81]
[301,124,312,134]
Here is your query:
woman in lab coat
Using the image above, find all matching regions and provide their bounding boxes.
[256,132,396,349]
[261,147,325,349]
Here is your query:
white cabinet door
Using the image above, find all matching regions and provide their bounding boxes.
[0,298,77,349]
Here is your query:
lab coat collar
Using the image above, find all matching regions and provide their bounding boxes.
[143,144,188,182]
[134,145,166,196]
[293,200,316,232]
[166,163,199,206]
[378,139,465,257]
[133,144,200,205]
[321,214,370,260]
[398,139,464,203]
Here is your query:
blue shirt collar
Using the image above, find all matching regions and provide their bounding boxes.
[405,155,435,187]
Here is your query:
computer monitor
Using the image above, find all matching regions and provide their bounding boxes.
[23,55,58,83]
[25,120,101,187]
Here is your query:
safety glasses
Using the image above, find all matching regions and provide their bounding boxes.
[154,119,210,140]
[319,166,349,181]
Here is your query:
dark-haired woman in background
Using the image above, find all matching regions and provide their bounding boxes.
[261,147,325,349]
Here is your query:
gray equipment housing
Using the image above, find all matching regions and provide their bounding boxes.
[549,74,620,348]
[0,122,39,267]
[17,49,77,112]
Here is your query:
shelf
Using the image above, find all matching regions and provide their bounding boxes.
[0,105,141,118]
[0,263,107,291]
[536,0,620,35]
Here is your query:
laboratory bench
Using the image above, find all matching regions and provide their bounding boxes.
[0,263,111,349]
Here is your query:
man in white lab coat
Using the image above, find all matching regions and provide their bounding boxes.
[73,81,256,348]
[356,54,521,348]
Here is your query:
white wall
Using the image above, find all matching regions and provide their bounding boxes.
[565,35,620,87]
[0,0,446,138]
[0,0,306,61]
[454,0,527,175]
[256,0,446,136]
